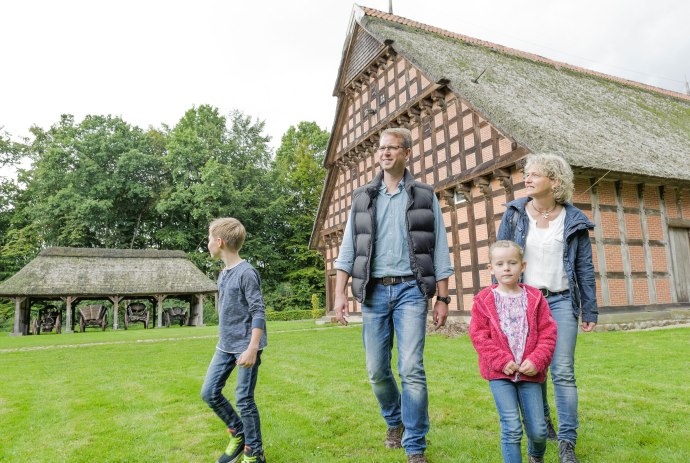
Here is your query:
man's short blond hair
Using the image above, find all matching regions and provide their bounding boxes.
[381,127,412,150]
[209,217,246,251]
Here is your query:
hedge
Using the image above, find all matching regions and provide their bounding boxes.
[265,308,325,322]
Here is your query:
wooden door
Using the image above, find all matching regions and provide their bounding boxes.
[669,227,690,302]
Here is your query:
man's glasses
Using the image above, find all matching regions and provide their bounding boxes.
[377,145,403,152]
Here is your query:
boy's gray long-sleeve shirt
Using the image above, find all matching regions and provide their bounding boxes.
[216,260,267,353]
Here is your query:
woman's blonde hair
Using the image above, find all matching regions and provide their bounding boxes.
[524,153,574,204]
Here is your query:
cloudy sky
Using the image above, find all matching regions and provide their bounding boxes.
[1,0,688,151]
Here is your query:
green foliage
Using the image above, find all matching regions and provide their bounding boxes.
[263,121,329,308]
[0,300,13,330]
[0,111,328,314]
[265,308,324,321]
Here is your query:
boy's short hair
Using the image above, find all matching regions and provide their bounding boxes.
[209,218,246,251]
[489,240,524,261]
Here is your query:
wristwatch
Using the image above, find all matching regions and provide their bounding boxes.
[436,295,451,304]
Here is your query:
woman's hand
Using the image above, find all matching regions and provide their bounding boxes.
[581,322,596,332]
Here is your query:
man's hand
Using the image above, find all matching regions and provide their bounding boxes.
[581,322,596,332]
[334,294,349,326]
[432,300,448,330]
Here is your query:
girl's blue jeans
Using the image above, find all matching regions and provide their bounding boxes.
[542,291,580,444]
[361,279,429,456]
[201,349,263,452]
[490,379,547,463]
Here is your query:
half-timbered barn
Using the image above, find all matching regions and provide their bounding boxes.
[310,6,690,322]
[0,247,217,335]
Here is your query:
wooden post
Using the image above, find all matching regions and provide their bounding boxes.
[11,296,28,336]
[658,186,678,303]
[637,184,657,303]
[156,295,166,328]
[589,181,610,306]
[614,181,634,305]
[443,189,464,311]
[194,294,205,327]
[109,296,122,330]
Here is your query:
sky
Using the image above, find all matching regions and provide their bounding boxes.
[1,0,688,156]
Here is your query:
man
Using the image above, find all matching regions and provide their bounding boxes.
[333,127,454,463]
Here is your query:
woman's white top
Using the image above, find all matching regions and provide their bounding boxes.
[523,209,569,292]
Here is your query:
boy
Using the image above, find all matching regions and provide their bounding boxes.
[201,218,268,463]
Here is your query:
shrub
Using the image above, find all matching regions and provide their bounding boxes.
[0,300,13,331]
[266,308,325,322]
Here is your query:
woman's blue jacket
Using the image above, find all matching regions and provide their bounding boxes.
[496,197,599,323]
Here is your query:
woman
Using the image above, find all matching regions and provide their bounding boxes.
[496,153,597,463]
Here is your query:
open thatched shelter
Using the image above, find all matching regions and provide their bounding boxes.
[0,247,217,335]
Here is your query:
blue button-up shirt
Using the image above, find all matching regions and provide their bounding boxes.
[334,179,454,281]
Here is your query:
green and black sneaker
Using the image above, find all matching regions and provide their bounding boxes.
[241,446,266,463]
[217,430,245,463]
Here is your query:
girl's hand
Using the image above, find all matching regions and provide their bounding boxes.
[518,359,537,376]
[503,361,519,375]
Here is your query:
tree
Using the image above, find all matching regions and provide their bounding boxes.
[265,122,329,309]
[5,115,161,251]
[156,106,275,279]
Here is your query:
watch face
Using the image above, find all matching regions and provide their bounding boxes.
[438,296,451,304]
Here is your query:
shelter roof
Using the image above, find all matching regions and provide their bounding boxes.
[0,247,217,297]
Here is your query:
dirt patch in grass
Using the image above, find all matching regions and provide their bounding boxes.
[427,319,469,338]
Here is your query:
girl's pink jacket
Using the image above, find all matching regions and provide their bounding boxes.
[469,284,558,383]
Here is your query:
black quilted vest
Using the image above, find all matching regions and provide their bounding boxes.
[349,169,437,302]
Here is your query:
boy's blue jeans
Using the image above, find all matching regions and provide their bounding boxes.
[542,292,579,444]
[490,379,547,463]
[361,279,429,456]
[201,349,263,452]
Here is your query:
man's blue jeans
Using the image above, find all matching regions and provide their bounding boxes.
[490,379,547,463]
[201,349,263,452]
[542,292,579,444]
[361,279,429,456]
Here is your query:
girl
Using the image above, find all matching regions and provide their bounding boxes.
[470,240,557,463]
[496,153,597,463]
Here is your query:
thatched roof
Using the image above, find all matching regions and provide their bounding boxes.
[0,248,217,297]
[354,6,690,181]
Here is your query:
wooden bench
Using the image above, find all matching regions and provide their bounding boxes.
[78,304,108,332]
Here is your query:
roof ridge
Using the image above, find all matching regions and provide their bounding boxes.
[359,5,690,102]
[39,247,187,258]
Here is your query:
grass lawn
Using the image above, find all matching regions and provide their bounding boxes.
[1,322,688,462]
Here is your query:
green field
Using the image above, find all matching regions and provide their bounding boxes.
[1,322,688,462]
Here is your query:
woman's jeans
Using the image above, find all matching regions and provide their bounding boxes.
[201,349,263,451]
[490,379,547,463]
[361,279,429,456]
[542,291,579,444]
